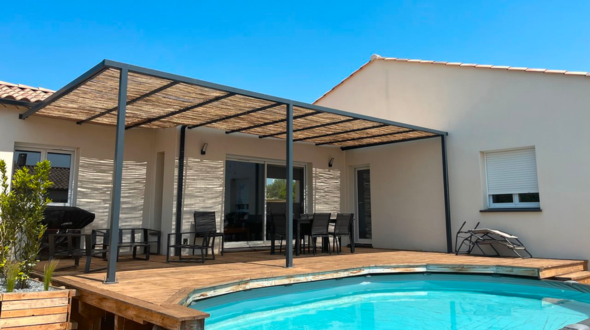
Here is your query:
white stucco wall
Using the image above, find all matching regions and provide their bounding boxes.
[316,59,590,260]
[345,138,447,252]
[0,105,156,233]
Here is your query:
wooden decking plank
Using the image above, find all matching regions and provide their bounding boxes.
[554,271,590,281]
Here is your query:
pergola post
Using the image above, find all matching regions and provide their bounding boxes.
[285,102,294,268]
[104,67,128,284]
[441,135,453,253]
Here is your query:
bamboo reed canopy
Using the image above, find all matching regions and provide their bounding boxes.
[20,60,447,149]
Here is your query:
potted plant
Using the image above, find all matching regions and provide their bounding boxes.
[0,160,75,329]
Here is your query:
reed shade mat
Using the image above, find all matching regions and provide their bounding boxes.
[28,62,444,149]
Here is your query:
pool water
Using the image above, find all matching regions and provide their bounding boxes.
[190,274,590,330]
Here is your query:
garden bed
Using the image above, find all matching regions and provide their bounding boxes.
[0,285,75,329]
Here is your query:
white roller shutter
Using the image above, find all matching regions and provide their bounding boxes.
[485,148,539,195]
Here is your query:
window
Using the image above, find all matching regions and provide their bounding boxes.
[13,146,75,206]
[485,147,540,209]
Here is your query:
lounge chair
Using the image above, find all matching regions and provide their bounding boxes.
[455,221,532,258]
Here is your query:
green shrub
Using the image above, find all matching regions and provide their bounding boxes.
[0,159,52,288]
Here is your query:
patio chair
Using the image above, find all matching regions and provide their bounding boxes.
[310,213,332,255]
[48,232,108,273]
[194,211,224,258]
[455,221,532,258]
[455,221,481,255]
[166,232,211,263]
[93,228,161,261]
[330,213,354,254]
[270,213,288,254]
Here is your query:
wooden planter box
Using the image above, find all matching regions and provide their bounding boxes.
[0,289,75,329]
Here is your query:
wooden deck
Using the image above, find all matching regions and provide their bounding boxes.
[34,249,587,330]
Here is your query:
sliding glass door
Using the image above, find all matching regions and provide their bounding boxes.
[266,164,305,222]
[224,161,265,245]
[224,159,305,247]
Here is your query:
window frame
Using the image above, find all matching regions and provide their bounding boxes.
[488,193,540,209]
[13,144,77,207]
[484,147,541,209]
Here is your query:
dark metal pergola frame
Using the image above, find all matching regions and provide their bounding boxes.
[19,60,452,284]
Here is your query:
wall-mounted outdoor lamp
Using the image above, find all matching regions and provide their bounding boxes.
[328,158,334,168]
[201,143,208,155]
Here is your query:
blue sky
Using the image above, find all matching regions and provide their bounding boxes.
[2,1,589,102]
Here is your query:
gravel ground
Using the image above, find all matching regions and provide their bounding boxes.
[0,279,56,293]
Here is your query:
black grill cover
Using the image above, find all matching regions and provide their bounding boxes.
[43,206,95,231]
[39,206,96,260]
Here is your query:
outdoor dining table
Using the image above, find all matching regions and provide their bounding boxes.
[270,214,356,255]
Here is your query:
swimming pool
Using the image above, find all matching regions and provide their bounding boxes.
[190,274,590,330]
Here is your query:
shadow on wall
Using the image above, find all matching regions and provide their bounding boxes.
[313,168,341,215]
[76,157,147,231]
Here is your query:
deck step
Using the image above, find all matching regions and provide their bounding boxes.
[540,262,587,279]
[553,271,590,284]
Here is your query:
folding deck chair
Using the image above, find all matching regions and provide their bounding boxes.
[455,221,532,258]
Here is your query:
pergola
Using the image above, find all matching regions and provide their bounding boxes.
[20,60,451,284]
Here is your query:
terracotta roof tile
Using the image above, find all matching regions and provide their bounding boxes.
[17,166,70,190]
[315,54,590,103]
[0,80,54,103]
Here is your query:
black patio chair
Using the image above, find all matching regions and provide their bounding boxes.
[330,213,354,254]
[310,213,332,255]
[270,213,288,254]
[48,232,108,273]
[166,232,210,263]
[194,211,224,259]
[93,228,161,261]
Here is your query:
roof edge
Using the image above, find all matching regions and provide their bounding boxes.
[314,54,590,104]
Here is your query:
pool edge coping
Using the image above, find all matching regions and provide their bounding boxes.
[176,263,544,306]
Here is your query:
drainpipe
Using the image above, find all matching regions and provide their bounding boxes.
[175,125,187,256]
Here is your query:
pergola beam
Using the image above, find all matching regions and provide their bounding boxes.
[225,111,317,134]
[125,93,235,130]
[20,61,108,120]
[340,135,439,150]
[188,102,281,129]
[294,123,387,142]
[77,81,180,125]
[315,129,414,146]
[258,118,358,139]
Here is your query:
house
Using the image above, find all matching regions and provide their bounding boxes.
[315,54,590,261]
[0,54,587,275]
